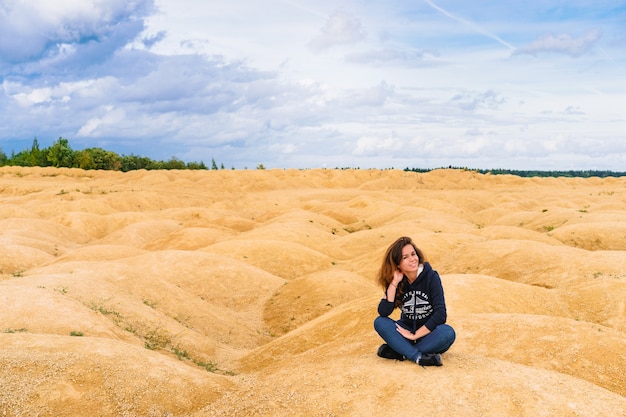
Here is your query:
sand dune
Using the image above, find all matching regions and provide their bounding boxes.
[1,166,625,416]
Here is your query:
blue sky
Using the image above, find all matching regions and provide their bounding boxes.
[1,0,625,170]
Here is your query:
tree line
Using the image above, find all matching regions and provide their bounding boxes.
[1,138,622,177]
[404,166,626,178]
[0,138,221,171]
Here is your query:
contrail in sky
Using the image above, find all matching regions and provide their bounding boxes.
[598,46,624,72]
[424,0,516,51]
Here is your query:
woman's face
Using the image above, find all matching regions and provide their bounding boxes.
[397,244,419,275]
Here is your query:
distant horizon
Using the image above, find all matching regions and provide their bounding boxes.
[2,137,625,177]
[2,135,626,175]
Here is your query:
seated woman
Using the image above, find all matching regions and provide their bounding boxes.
[374,236,456,366]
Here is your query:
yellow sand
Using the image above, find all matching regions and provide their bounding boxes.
[1,166,625,417]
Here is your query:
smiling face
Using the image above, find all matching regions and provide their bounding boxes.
[398,243,420,276]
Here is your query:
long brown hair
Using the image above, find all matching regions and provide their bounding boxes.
[376,236,426,307]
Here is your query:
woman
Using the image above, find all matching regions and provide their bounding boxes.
[374,236,455,366]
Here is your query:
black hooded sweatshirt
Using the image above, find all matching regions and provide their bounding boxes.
[377,262,447,334]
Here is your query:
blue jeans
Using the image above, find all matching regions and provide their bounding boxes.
[374,316,456,362]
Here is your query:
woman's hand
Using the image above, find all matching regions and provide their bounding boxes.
[396,324,431,341]
[395,324,416,341]
[392,269,403,286]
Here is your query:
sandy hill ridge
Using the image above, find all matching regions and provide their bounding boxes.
[1,166,625,417]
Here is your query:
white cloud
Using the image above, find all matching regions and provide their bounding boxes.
[338,82,395,108]
[513,29,602,57]
[451,90,505,111]
[345,48,441,67]
[0,0,152,68]
[352,135,401,156]
[269,143,297,154]
[11,87,52,106]
[0,0,624,171]
[77,107,126,137]
[308,12,366,53]
[564,105,584,115]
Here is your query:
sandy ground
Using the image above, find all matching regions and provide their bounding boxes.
[1,166,625,416]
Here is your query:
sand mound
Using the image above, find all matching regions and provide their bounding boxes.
[550,221,626,250]
[0,334,233,416]
[1,166,625,416]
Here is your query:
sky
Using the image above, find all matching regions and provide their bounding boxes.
[1,0,625,170]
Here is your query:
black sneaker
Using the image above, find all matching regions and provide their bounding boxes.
[377,344,405,361]
[418,353,442,366]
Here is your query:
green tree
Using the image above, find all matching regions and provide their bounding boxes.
[27,138,48,166]
[1,137,252,173]
[186,161,207,169]
[163,157,186,170]
[9,139,41,167]
[0,147,7,166]
[76,148,122,170]
[47,137,75,168]
[120,154,154,171]
[76,149,95,170]
[8,149,31,166]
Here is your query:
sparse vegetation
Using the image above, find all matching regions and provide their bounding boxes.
[143,327,171,350]
[195,359,219,372]
[172,346,190,360]
[3,328,28,333]
[170,346,234,375]
[54,286,68,295]
[88,300,123,322]
[343,223,372,233]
